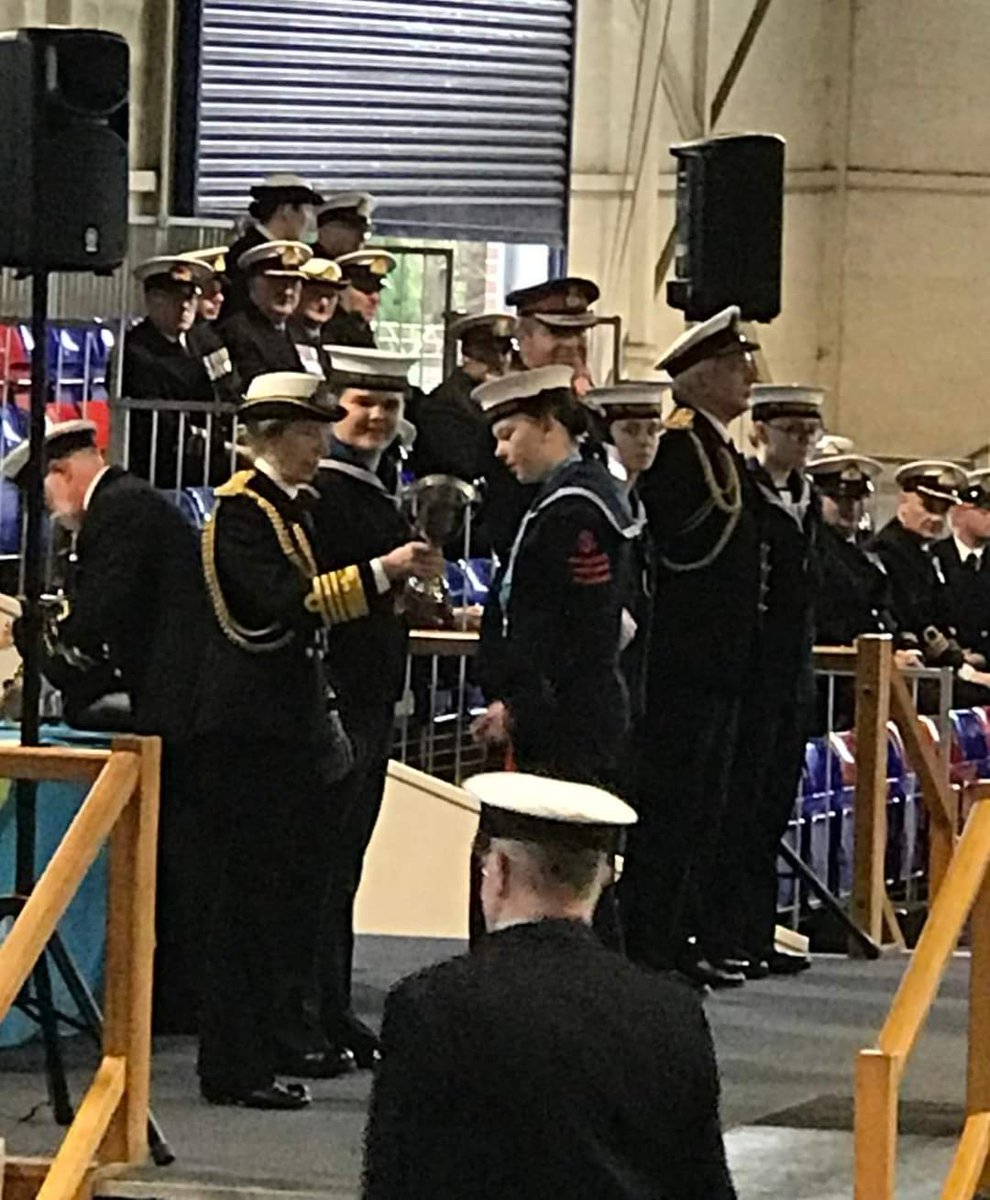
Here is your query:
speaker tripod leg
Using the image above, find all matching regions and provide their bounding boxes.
[47,932,175,1166]
[32,951,73,1125]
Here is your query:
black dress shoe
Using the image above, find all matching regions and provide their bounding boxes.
[345,1035,381,1070]
[201,1080,311,1110]
[275,1046,357,1079]
[717,954,770,981]
[336,1015,382,1069]
[765,948,812,975]
[677,956,746,990]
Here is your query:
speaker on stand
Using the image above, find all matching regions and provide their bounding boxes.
[666,131,785,324]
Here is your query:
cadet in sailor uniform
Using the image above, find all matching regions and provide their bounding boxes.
[196,373,379,1109]
[323,249,397,349]
[619,307,763,991]
[313,191,375,261]
[471,365,638,783]
[310,347,443,1068]
[711,385,823,977]
[221,241,333,385]
[585,381,666,776]
[223,173,324,320]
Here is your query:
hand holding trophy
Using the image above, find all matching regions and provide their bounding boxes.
[400,474,478,629]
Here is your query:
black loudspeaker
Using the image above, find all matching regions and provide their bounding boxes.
[0,28,129,271]
[667,132,785,324]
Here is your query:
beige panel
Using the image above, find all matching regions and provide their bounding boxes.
[850,0,990,173]
[837,189,990,459]
[711,0,831,169]
[354,762,479,940]
[756,191,829,390]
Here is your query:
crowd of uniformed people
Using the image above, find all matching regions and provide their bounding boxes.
[8,168,990,1194]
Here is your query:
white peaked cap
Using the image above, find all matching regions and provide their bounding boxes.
[465,773,638,827]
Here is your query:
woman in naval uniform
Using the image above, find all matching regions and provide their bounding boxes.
[309,347,443,1068]
[196,372,369,1109]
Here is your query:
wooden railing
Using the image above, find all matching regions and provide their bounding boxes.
[814,635,959,952]
[854,785,990,1198]
[0,736,160,1200]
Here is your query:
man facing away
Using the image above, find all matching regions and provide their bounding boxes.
[362,772,736,1200]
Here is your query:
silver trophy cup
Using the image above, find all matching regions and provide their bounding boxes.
[401,474,478,626]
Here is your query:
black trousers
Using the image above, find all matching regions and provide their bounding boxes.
[153,737,210,1035]
[620,686,741,970]
[317,706,393,1039]
[710,682,807,960]
[198,737,328,1092]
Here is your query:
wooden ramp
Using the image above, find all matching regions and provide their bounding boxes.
[354,760,478,941]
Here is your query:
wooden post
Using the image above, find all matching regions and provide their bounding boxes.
[854,1048,899,1200]
[101,738,160,1165]
[851,635,893,950]
[940,1113,990,1200]
[35,1057,124,1200]
[969,838,990,1193]
[889,671,958,901]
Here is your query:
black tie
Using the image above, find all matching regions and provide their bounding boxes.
[964,555,980,573]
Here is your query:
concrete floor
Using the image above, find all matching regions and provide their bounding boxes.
[0,940,975,1199]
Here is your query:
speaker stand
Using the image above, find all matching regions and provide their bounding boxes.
[0,268,173,1164]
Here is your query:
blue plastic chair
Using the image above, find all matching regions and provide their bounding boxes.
[443,561,466,607]
[460,557,493,604]
[183,486,216,529]
[801,737,841,889]
[950,709,990,777]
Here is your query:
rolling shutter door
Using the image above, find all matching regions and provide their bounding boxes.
[177,0,575,246]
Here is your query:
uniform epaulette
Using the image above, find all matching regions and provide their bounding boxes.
[214,470,255,498]
[662,407,695,431]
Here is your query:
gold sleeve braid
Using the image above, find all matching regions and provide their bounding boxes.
[202,472,371,650]
[305,564,370,624]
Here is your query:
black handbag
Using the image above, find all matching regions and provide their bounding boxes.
[319,661,356,785]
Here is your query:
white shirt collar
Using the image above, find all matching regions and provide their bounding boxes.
[695,407,731,443]
[253,455,299,499]
[83,465,111,512]
[953,532,984,563]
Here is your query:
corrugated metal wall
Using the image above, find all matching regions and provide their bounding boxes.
[0,219,234,322]
[182,0,574,246]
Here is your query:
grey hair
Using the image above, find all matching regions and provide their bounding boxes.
[243,418,291,446]
[493,837,608,901]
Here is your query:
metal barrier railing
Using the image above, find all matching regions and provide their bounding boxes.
[394,631,486,784]
[391,634,983,957]
[785,651,954,941]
